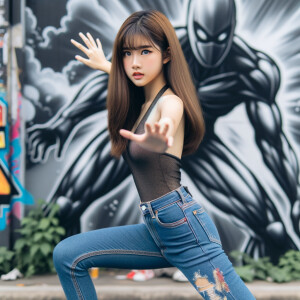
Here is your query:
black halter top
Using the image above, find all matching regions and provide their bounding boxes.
[122,85,182,202]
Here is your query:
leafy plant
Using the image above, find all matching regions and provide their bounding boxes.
[273,250,300,282]
[13,200,65,277]
[230,250,300,283]
[0,247,14,275]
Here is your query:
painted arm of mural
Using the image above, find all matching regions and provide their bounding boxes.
[28,72,108,162]
[245,52,300,234]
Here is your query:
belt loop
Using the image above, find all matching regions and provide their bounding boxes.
[184,186,193,197]
[147,203,156,219]
[176,186,187,203]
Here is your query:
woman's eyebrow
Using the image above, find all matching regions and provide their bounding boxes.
[123,45,153,50]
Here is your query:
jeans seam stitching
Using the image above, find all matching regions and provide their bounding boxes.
[69,265,84,300]
[145,216,165,251]
[70,249,163,298]
[194,213,222,246]
[155,214,187,228]
[155,199,181,212]
[181,200,197,210]
[184,210,201,245]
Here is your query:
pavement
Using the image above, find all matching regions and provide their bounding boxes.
[0,269,299,300]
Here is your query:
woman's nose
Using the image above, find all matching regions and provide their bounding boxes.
[131,54,141,68]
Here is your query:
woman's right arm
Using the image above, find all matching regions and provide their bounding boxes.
[71,32,111,74]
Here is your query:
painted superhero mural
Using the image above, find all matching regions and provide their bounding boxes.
[0,0,33,248]
[24,0,300,261]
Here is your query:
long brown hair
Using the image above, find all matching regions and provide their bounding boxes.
[107,10,205,158]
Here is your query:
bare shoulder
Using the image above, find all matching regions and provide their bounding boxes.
[157,94,184,124]
[158,94,184,110]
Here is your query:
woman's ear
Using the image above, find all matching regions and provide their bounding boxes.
[163,47,171,64]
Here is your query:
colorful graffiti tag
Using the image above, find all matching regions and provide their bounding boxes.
[0,0,34,246]
[0,91,33,233]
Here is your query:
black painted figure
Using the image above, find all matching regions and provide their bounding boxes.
[28,0,300,261]
[179,0,300,260]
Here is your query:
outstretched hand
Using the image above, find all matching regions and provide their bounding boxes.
[71,32,111,73]
[120,122,173,153]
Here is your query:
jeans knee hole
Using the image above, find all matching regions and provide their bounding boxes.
[194,269,229,300]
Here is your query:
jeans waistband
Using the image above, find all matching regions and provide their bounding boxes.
[139,186,192,218]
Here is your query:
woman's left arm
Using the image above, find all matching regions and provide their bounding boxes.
[119,96,184,152]
[157,95,184,141]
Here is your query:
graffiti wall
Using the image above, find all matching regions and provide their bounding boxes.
[24,0,300,261]
[0,0,33,248]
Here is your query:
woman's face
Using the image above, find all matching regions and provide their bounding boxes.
[122,36,168,88]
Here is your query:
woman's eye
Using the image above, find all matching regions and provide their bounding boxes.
[142,50,150,55]
[123,51,131,56]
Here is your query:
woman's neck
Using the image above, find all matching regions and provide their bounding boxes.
[143,72,167,103]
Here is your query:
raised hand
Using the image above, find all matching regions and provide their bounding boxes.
[71,32,111,73]
[120,121,173,153]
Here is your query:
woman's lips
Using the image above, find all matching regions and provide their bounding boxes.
[133,72,144,79]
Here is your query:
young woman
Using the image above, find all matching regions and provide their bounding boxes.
[53,10,256,300]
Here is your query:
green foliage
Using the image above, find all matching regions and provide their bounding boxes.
[0,247,15,275]
[230,250,300,283]
[13,200,65,277]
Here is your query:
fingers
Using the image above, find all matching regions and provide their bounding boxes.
[71,32,106,70]
[74,55,91,65]
[151,122,169,136]
[96,38,102,49]
[146,122,161,134]
[127,123,173,152]
[146,122,173,148]
[120,129,145,143]
[86,32,97,47]
[119,129,135,140]
[78,32,93,49]
[159,123,169,135]
[145,123,153,134]
[71,32,100,53]
[71,39,89,54]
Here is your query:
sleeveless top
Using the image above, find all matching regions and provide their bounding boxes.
[122,85,182,203]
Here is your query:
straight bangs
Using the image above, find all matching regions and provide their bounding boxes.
[121,24,158,51]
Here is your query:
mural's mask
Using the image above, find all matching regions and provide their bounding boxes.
[187,0,236,68]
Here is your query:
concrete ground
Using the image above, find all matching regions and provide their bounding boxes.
[0,269,299,300]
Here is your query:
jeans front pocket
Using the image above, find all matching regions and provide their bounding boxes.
[155,202,187,228]
[192,208,222,245]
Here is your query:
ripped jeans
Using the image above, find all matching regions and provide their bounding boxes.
[53,186,256,300]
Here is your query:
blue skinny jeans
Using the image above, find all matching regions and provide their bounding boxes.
[53,186,256,300]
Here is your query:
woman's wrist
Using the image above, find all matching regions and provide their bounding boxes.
[102,61,111,74]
